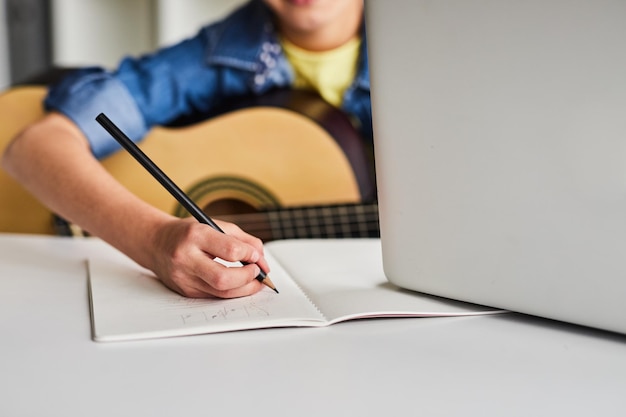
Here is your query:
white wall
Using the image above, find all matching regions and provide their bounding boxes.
[0,0,11,89]
[51,0,246,69]
[154,0,246,47]
[51,0,155,68]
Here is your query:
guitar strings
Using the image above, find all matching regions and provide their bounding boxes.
[212,204,380,240]
[211,205,377,237]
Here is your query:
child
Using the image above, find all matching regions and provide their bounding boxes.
[2,0,369,299]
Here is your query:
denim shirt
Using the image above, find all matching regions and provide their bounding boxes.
[45,0,371,159]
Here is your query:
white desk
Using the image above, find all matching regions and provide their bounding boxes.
[1,233,625,416]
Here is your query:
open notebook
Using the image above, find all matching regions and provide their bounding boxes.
[88,239,502,342]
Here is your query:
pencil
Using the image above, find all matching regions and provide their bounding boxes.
[95,113,278,294]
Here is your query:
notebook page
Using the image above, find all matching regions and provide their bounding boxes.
[265,239,502,323]
[88,251,324,342]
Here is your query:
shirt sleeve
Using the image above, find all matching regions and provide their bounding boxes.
[44,67,149,159]
[44,30,213,160]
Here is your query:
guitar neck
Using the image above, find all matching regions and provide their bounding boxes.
[214,202,380,242]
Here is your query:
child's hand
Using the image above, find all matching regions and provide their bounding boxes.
[149,217,270,298]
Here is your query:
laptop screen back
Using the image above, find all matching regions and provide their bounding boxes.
[366,0,626,334]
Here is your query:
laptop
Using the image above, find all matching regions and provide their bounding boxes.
[366,0,626,334]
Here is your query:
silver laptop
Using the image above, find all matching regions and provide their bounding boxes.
[366,0,626,334]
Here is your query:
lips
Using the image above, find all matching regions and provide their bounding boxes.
[287,0,317,6]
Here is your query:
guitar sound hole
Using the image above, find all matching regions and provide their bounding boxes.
[203,199,276,241]
[203,199,258,217]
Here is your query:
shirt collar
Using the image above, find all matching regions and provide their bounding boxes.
[203,0,369,92]
[203,0,277,72]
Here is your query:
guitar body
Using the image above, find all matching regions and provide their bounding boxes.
[0,86,376,238]
[0,87,55,234]
[102,93,369,218]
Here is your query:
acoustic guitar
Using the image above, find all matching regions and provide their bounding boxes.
[0,86,379,240]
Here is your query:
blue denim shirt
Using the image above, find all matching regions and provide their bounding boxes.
[45,0,371,159]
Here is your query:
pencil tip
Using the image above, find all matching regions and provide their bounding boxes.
[259,274,279,294]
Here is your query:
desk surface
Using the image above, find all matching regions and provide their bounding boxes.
[1,233,626,417]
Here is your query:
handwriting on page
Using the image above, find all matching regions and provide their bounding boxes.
[162,291,275,325]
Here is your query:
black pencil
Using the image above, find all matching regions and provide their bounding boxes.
[95,113,278,294]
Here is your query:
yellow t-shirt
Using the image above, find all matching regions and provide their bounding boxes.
[280,36,361,107]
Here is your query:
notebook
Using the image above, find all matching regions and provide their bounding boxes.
[366,0,626,334]
[87,239,501,342]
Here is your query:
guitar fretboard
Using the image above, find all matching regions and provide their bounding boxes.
[268,203,379,240]
[216,203,379,242]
